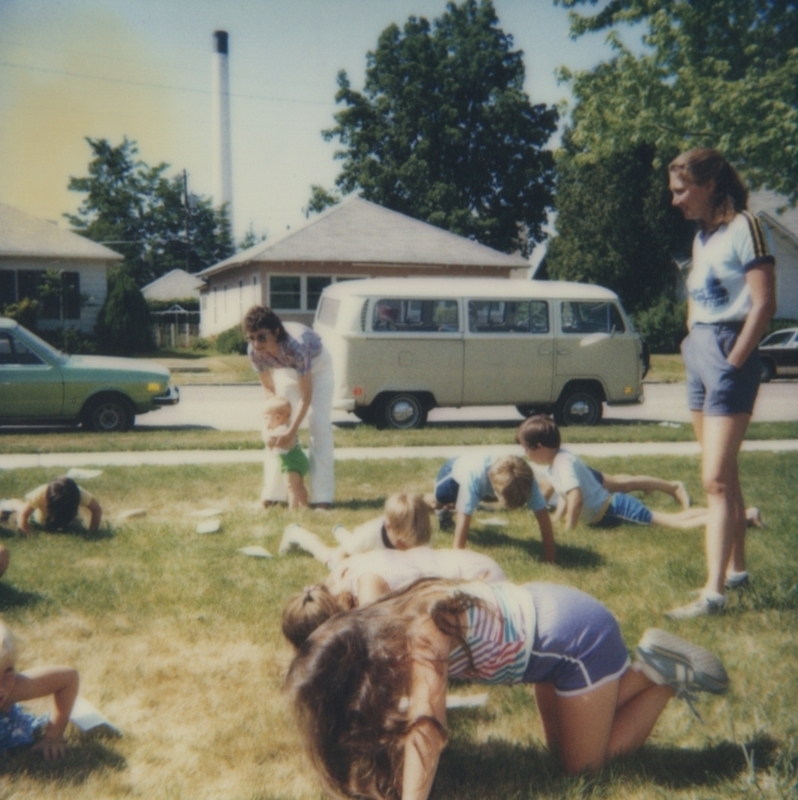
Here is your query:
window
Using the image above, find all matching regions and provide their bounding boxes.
[0,271,16,306]
[10,270,81,320]
[370,298,459,333]
[268,275,351,312]
[467,300,549,334]
[0,332,44,365]
[307,277,332,311]
[560,301,625,335]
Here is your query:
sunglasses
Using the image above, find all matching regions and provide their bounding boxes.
[246,331,275,344]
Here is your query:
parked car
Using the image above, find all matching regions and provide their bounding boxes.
[314,278,647,429]
[0,317,179,431]
[759,327,798,382]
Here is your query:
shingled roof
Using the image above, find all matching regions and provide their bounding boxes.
[198,196,529,276]
[0,203,122,260]
[749,190,798,241]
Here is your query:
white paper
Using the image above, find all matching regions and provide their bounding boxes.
[196,519,221,534]
[446,693,488,709]
[70,696,122,737]
[237,546,272,558]
[477,516,507,527]
[65,468,103,480]
[190,508,224,518]
[117,508,147,520]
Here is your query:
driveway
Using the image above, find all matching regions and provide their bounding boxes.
[137,381,798,431]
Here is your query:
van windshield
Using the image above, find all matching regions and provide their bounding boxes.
[371,299,459,333]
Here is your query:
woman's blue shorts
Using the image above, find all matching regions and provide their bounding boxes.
[521,582,630,696]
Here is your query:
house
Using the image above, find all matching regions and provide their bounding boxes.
[196,196,530,337]
[141,268,204,304]
[749,191,798,320]
[141,268,204,348]
[0,203,122,334]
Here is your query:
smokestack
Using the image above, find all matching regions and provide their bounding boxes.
[211,30,233,227]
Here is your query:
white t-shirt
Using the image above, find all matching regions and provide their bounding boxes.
[546,449,609,524]
[327,546,507,600]
[687,211,774,326]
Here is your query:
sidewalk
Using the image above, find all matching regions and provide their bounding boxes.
[2,439,797,470]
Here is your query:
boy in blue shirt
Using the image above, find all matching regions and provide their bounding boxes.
[425,454,555,563]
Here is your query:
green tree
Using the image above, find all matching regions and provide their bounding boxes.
[66,138,235,286]
[94,266,154,354]
[317,0,558,255]
[556,0,798,199]
[546,142,693,314]
[303,185,341,218]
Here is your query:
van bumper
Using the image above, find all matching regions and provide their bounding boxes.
[606,392,644,406]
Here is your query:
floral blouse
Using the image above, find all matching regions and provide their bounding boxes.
[248,322,322,377]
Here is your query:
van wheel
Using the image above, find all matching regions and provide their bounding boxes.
[555,388,602,427]
[353,406,374,424]
[379,394,428,430]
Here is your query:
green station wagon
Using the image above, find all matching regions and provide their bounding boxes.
[0,318,179,431]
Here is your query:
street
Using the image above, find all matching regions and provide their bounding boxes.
[137,381,798,431]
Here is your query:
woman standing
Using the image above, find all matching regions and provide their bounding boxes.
[666,148,776,618]
[244,305,335,509]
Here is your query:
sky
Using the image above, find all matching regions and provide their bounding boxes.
[0,0,635,245]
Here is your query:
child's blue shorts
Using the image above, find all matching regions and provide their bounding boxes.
[595,492,653,526]
[521,582,630,696]
[681,322,761,416]
[434,459,459,506]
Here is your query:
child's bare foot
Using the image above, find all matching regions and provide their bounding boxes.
[674,481,691,510]
[746,507,765,528]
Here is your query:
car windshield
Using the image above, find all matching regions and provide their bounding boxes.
[13,326,69,364]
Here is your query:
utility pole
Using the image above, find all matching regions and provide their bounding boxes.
[183,170,191,272]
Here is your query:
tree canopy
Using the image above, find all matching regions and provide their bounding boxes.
[546,141,693,314]
[318,0,558,256]
[556,0,798,199]
[66,137,235,287]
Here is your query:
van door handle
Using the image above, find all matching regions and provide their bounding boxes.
[557,348,570,355]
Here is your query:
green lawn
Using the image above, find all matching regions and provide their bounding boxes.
[0,452,795,799]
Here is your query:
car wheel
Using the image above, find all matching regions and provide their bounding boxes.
[555,388,602,427]
[379,394,428,430]
[760,358,776,383]
[83,396,134,432]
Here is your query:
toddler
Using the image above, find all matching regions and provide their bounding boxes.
[0,621,79,760]
[262,395,309,510]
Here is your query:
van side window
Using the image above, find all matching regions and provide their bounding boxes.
[371,299,459,333]
[467,300,549,334]
[560,301,626,334]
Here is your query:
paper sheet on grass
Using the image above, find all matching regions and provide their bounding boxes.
[477,516,507,527]
[70,696,122,737]
[446,693,488,709]
[196,519,221,534]
[65,468,103,480]
[117,508,147,520]
[237,546,272,558]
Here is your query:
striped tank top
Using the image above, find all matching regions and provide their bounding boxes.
[447,582,537,685]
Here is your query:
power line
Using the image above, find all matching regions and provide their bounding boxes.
[0,59,334,107]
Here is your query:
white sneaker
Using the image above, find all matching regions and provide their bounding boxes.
[278,524,302,555]
[725,570,750,589]
[665,591,727,620]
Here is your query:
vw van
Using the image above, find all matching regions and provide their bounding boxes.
[314,278,648,428]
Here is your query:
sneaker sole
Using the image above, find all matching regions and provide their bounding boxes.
[637,628,729,695]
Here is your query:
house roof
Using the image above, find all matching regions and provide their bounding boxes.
[749,191,798,241]
[0,203,123,260]
[197,196,530,277]
[142,268,205,301]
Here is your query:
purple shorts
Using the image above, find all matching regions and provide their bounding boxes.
[682,323,761,416]
[521,583,630,696]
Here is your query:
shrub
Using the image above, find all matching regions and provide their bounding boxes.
[38,326,97,354]
[95,267,155,354]
[215,325,247,354]
[1,297,40,330]
[632,296,688,354]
